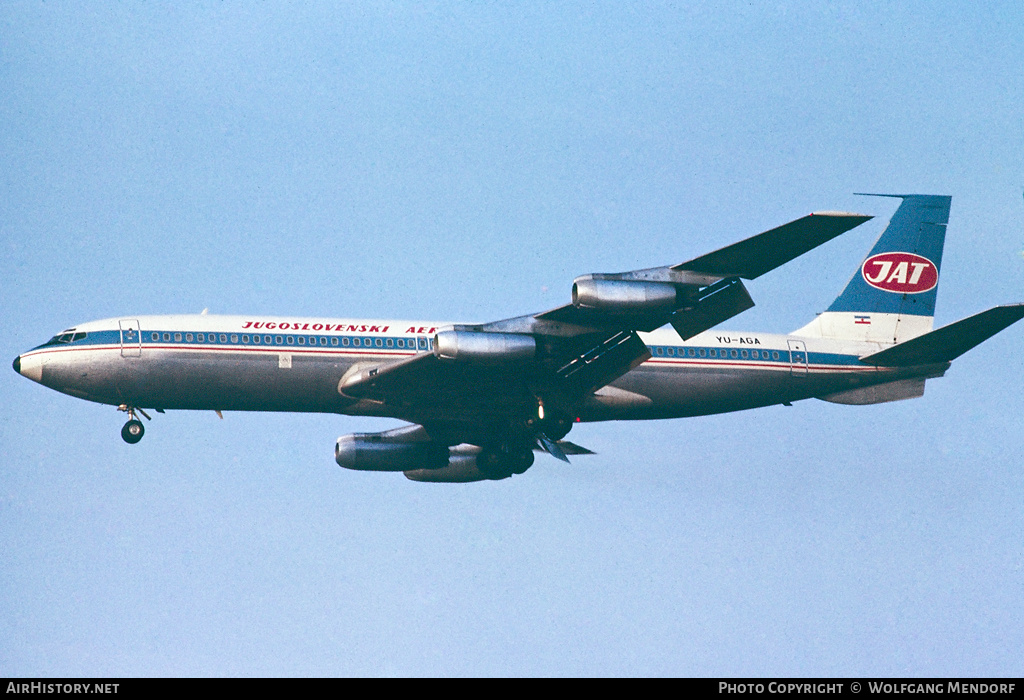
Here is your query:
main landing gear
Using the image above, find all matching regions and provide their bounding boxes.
[117,404,151,444]
[477,445,535,480]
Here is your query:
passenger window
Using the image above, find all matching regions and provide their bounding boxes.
[731,349,738,358]
[689,349,696,357]
[740,350,748,359]
[152,333,159,341]
[772,351,780,360]
[750,350,758,359]
[265,336,272,344]
[186,333,194,342]
[229,334,237,343]
[287,336,294,345]
[242,335,249,343]
[374,338,383,348]
[297,337,305,345]
[163,333,171,341]
[386,338,394,348]
[331,337,338,346]
[342,337,350,347]
[655,347,664,356]
[418,337,427,350]
[275,336,283,345]
[698,349,706,357]
[353,338,361,347]
[253,335,260,344]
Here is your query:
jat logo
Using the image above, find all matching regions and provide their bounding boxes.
[861,252,938,294]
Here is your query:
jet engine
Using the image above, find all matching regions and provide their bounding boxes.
[335,426,536,482]
[571,277,679,313]
[404,444,535,483]
[335,425,448,472]
[433,330,536,363]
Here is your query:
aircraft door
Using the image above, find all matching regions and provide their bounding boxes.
[787,339,808,376]
[120,319,141,357]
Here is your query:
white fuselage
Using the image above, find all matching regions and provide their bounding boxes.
[16,314,931,423]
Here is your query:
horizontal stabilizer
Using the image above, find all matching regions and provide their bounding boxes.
[860,304,1024,366]
[673,212,872,280]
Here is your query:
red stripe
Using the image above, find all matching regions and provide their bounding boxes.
[22,345,419,359]
[645,358,876,372]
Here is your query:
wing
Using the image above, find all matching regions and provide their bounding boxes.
[529,211,872,337]
[340,211,872,451]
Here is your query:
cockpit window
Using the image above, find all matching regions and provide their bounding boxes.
[42,330,88,347]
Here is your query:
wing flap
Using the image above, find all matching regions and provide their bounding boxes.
[532,440,595,456]
[556,330,651,396]
[669,277,755,340]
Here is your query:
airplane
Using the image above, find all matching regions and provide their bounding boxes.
[13,194,1024,483]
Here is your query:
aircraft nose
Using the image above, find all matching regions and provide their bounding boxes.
[12,353,44,382]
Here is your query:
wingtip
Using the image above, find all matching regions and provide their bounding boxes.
[809,211,873,219]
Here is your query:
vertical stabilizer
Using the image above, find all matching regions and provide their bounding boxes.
[793,194,950,344]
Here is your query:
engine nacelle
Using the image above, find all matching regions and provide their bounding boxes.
[404,445,535,483]
[336,427,536,481]
[433,330,536,364]
[571,278,679,313]
[335,426,448,472]
[404,453,487,483]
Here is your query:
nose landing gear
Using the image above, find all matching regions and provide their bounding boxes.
[121,419,145,444]
[117,405,151,444]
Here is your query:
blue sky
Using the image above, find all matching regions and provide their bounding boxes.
[2,2,1023,676]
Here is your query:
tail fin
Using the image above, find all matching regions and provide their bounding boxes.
[793,194,951,344]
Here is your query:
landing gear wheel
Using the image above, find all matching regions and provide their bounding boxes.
[121,419,145,444]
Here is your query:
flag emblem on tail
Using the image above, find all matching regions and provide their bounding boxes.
[861,252,938,294]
